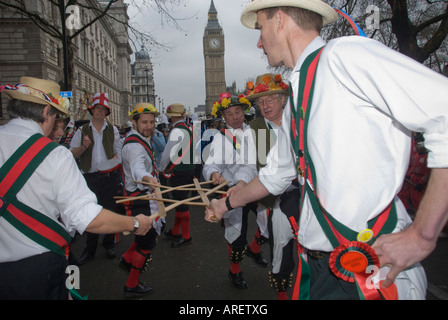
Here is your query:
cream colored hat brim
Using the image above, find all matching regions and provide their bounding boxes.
[166,113,184,117]
[166,103,186,117]
[241,0,339,29]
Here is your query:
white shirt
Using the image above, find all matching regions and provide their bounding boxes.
[203,123,258,186]
[259,36,448,251]
[69,120,121,173]
[121,129,157,192]
[0,119,102,262]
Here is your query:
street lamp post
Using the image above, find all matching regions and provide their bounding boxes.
[59,0,69,91]
[145,64,150,103]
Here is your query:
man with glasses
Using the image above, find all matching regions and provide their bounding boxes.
[246,73,298,299]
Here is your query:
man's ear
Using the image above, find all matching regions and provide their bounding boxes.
[276,9,286,32]
[42,105,52,121]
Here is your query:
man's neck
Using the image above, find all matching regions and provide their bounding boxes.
[268,115,281,127]
[91,117,105,132]
[289,31,320,69]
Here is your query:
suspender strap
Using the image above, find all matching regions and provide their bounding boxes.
[121,134,156,215]
[219,128,242,153]
[288,48,324,300]
[123,134,158,177]
[0,134,71,256]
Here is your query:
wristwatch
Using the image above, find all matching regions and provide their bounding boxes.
[225,196,234,211]
[133,217,140,233]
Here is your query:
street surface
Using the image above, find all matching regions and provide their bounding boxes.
[71,204,448,301]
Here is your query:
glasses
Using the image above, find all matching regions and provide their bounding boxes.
[257,96,278,106]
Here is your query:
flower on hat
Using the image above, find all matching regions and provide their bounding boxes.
[245,73,289,98]
[211,93,251,117]
[129,103,158,117]
[58,96,71,114]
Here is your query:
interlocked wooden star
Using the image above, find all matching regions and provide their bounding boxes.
[115,178,229,220]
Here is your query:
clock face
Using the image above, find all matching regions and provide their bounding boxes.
[209,38,220,49]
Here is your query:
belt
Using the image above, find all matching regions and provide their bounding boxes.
[307,250,330,260]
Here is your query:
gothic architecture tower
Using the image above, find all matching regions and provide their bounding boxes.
[203,0,226,115]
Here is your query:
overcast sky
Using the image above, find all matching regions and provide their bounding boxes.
[126,0,272,114]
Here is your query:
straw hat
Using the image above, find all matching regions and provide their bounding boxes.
[240,0,339,29]
[89,92,111,116]
[0,76,69,115]
[211,92,251,117]
[245,73,289,101]
[166,103,186,117]
[128,102,160,119]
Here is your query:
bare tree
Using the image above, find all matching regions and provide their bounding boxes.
[324,0,448,69]
[0,0,189,89]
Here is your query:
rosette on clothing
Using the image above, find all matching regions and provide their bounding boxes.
[329,241,378,283]
[329,241,397,300]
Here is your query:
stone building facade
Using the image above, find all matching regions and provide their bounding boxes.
[0,0,132,126]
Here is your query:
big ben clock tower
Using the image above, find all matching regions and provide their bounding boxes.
[203,0,226,115]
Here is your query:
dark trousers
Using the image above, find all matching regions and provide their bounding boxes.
[307,252,360,300]
[167,169,195,212]
[129,198,159,250]
[230,204,257,248]
[83,170,122,255]
[0,252,69,300]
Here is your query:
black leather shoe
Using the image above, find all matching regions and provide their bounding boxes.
[105,248,116,259]
[171,237,192,248]
[77,251,94,265]
[118,256,131,273]
[246,247,268,267]
[164,229,181,241]
[228,271,248,289]
[124,283,153,297]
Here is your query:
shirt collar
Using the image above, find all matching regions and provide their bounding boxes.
[130,128,148,142]
[8,118,44,136]
[292,36,326,75]
[264,118,280,129]
[226,122,248,131]
[173,119,185,126]
[89,119,107,132]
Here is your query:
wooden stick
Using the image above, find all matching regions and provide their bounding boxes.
[116,180,227,203]
[149,180,230,219]
[133,180,223,196]
[154,186,166,218]
[135,179,214,191]
[194,178,210,207]
[117,195,210,206]
[123,186,167,236]
[170,187,227,194]
[115,194,151,204]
